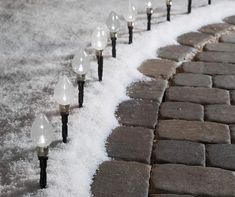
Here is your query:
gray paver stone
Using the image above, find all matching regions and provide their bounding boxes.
[196,51,235,64]
[224,15,235,25]
[107,126,154,164]
[152,140,205,166]
[91,160,150,197]
[157,120,231,144]
[230,125,235,143]
[151,194,194,197]
[198,23,234,37]
[150,164,235,196]
[214,75,235,90]
[220,33,235,44]
[205,43,235,52]
[230,90,235,104]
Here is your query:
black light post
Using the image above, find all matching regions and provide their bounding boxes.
[146,2,153,31]
[77,75,85,108]
[128,22,134,44]
[37,147,48,189]
[188,0,192,14]
[208,0,211,4]
[96,50,103,81]
[60,105,69,143]
[166,0,172,21]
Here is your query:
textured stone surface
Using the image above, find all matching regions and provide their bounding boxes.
[220,33,235,44]
[138,59,177,80]
[158,45,196,62]
[173,73,212,88]
[230,90,235,104]
[196,51,235,64]
[157,120,230,144]
[205,43,235,52]
[116,100,159,129]
[177,32,214,49]
[91,160,150,197]
[166,86,230,104]
[198,23,234,36]
[107,126,154,164]
[207,144,235,171]
[127,79,167,102]
[151,195,193,197]
[183,61,235,75]
[152,140,205,166]
[160,102,204,121]
[150,164,235,196]
[205,105,235,124]
[230,125,235,143]
[214,75,235,90]
[224,15,235,25]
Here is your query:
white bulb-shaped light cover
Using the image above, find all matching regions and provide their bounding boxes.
[166,0,172,5]
[106,11,121,33]
[146,1,152,8]
[54,75,74,106]
[31,113,54,147]
[124,1,137,22]
[92,26,108,51]
[72,49,90,75]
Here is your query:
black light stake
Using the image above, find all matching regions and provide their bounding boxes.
[77,74,85,108]
[37,147,48,189]
[166,0,172,21]
[128,22,134,44]
[188,0,192,14]
[208,0,211,4]
[110,32,117,58]
[60,105,69,143]
[96,50,103,81]
[147,8,153,31]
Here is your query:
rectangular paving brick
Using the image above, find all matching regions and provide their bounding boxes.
[116,100,159,129]
[127,79,167,103]
[205,105,235,124]
[158,45,196,62]
[91,160,150,197]
[207,144,235,171]
[166,86,230,104]
[205,43,235,52]
[183,61,235,75]
[230,90,235,104]
[152,140,205,166]
[157,120,231,144]
[160,102,204,121]
[220,33,235,44]
[150,164,235,196]
[138,59,177,80]
[196,51,235,64]
[214,75,235,90]
[107,126,154,164]
[224,15,235,25]
[230,125,235,144]
[173,73,212,88]
[177,32,215,49]
[198,23,234,37]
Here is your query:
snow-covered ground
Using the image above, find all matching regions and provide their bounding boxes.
[0,0,235,196]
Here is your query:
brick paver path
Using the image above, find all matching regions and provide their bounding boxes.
[91,15,235,197]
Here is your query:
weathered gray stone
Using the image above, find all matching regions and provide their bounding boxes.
[207,144,235,171]
[214,75,235,90]
[150,164,235,196]
[230,90,235,104]
[151,195,193,197]
[157,120,231,144]
[205,43,235,52]
[160,102,204,121]
[127,79,167,103]
[177,32,215,49]
[152,140,205,166]
[138,59,177,80]
[205,105,235,124]
[198,23,234,37]
[173,73,212,88]
[166,86,230,104]
[220,33,235,44]
[158,45,196,62]
[107,126,154,164]
[91,160,150,197]
[230,125,235,143]
[196,51,235,64]
[183,61,235,75]
[224,15,235,25]
[116,100,159,129]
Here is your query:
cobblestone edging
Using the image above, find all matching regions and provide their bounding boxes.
[91,15,235,197]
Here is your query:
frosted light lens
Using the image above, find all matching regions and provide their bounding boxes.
[106,11,121,33]
[146,1,152,8]
[92,26,108,51]
[31,113,54,147]
[124,1,137,22]
[54,75,75,105]
[166,0,172,5]
[72,49,90,75]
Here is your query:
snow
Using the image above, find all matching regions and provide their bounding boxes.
[0,0,235,196]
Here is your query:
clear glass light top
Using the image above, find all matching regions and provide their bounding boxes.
[124,1,137,22]
[54,75,74,106]
[31,113,54,147]
[92,26,108,51]
[72,49,90,75]
[106,11,121,33]
[146,1,152,8]
[166,0,172,5]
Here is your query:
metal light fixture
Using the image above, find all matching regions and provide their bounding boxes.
[124,1,137,44]
[146,1,153,31]
[54,75,74,143]
[188,0,192,14]
[106,11,121,58]
[208,0,211,4]
[166,0,172,21]
[31,113,54,189]
[72,49,90,108]
[92,26,108,81]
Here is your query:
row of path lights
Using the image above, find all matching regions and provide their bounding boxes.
[188,0,212,14]
[30,0,212,189]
